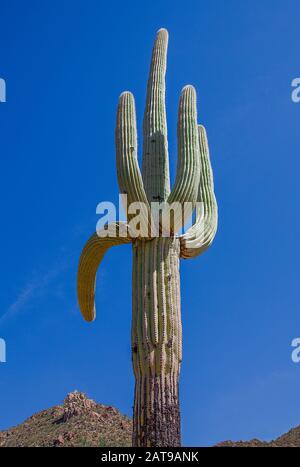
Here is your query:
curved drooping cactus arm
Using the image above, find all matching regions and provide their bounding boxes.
[142,28,170,202]
[166,85,201,233]
[77,222,132,322]
[179,125,218,259]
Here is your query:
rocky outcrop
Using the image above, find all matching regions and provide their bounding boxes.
[0,391,131,447]
[61,391,96,422]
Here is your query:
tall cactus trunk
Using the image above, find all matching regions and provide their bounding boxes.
[131,237,182,447]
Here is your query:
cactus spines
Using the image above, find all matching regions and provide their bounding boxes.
[77,28,218,447]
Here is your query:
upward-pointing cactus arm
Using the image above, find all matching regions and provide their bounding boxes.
[77,222,132,322]
[142,28,170,202]
[180,125,218,259]
[116,92,149,208]
[166,85,201,233]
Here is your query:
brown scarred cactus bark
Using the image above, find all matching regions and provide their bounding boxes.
[77,28,218,447]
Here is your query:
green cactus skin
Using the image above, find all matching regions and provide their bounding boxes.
[77,28,218,447]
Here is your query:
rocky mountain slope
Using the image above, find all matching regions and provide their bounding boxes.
[217,426,300,447]
[0,391,132,447]
[1,391,300,447]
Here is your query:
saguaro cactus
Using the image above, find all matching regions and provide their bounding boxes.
[77,28,218,447]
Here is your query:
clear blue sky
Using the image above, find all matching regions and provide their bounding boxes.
[0,0,300,446]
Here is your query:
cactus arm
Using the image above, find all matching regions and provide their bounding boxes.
[168,86,200,205]
[179,125,218,259]
[142,28,170,202]
[77,222,132,322]
[166,85,201,232]
[116,91,150,209]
